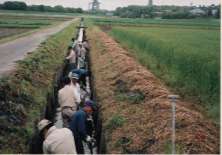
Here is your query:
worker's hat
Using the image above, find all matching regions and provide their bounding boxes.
[38,119,52,132]
[71,72,79,80]
[84,100,94,107]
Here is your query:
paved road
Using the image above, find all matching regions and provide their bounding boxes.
[0,19,75,76]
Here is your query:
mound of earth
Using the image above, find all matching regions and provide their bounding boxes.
[88,26,219,154]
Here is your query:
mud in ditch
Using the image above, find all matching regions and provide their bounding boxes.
[88,27,219,154]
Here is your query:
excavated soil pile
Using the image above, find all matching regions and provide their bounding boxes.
[88,27,219,154]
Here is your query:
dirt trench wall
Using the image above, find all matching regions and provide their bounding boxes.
[88,26,219,154]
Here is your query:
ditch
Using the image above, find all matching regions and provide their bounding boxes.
[29,20,106,154]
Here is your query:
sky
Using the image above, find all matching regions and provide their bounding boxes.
[0,0,220,10]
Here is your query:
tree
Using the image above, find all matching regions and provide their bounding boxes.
[0,1,84,14]
[54,5,65,12]
[216,6,220,18]
[76,8,83,13]
[207,7,213,17]
[113,5,155,18]
[38,5,45,12]
[3,1,27,10]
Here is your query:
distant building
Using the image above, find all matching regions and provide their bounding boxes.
[211,9,218,16]
[189,8,206,16]
[106,12,114,16]
[153,11,163,17]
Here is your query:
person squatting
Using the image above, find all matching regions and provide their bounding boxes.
[38,23,98,154]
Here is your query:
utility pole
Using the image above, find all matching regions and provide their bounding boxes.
[168,94,179,155]
[148,0,153,6]
[90,0,100,11]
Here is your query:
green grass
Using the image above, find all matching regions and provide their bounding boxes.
[93,17,220,29]
[0,13,74,43]
[0,14,67,29]
[0,19,51,28]
[0,20,78,153]
[114,79,145,104]
[164,140,184,154]
[106,114,126,131]
[0,12,75,29]
[0,9,81,16]
[107,24,220,122]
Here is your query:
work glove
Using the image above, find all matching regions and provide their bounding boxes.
[86,135,92,143]
[87,115,93,121]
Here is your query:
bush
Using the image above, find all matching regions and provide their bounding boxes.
[162,12,195,19]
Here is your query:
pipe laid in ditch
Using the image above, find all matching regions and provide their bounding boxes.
[29,19,104,154]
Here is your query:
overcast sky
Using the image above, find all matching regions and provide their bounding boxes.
[0,0,220,10]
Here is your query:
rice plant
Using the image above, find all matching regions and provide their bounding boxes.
[109,25,220,122]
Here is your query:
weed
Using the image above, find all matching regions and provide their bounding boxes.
[114,79,145,104]
[106,114,125,131]
[164,140,184,154]
[115,90,145,104]
[115,137,132,148]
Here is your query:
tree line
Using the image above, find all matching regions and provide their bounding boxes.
[0,1,83,13]
[114,5,220,19]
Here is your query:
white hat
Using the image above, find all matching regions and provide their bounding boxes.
[38,119,52,131]
[71,72,79,80]
[78,42,83,45]
[68,71,72,79]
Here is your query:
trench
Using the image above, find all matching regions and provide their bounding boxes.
[29,19,106,154]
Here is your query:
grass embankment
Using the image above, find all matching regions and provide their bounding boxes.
[109,25,220,122]
[87,25,219,154]
[0,21,77,153]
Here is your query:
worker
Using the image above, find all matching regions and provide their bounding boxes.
[78,57,86,69]
[84,100,98,124]
[69,38,75,48]
[69,106,93,154]
[70,72,81,101]
[58,75,80,127]
[74,43,81,57]
[38,119,77,154]
[79,43,87,60]
[69,69,91,104]
[70,68,90,87]
[82,40,90,51]
[84,100,98,136]
[66,46,77,73]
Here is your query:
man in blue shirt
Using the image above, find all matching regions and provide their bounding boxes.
[69,106,93,154]
[70,68,90,87]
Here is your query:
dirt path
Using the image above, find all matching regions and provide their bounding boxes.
[0,19,76,76]
[88,27,219,154]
